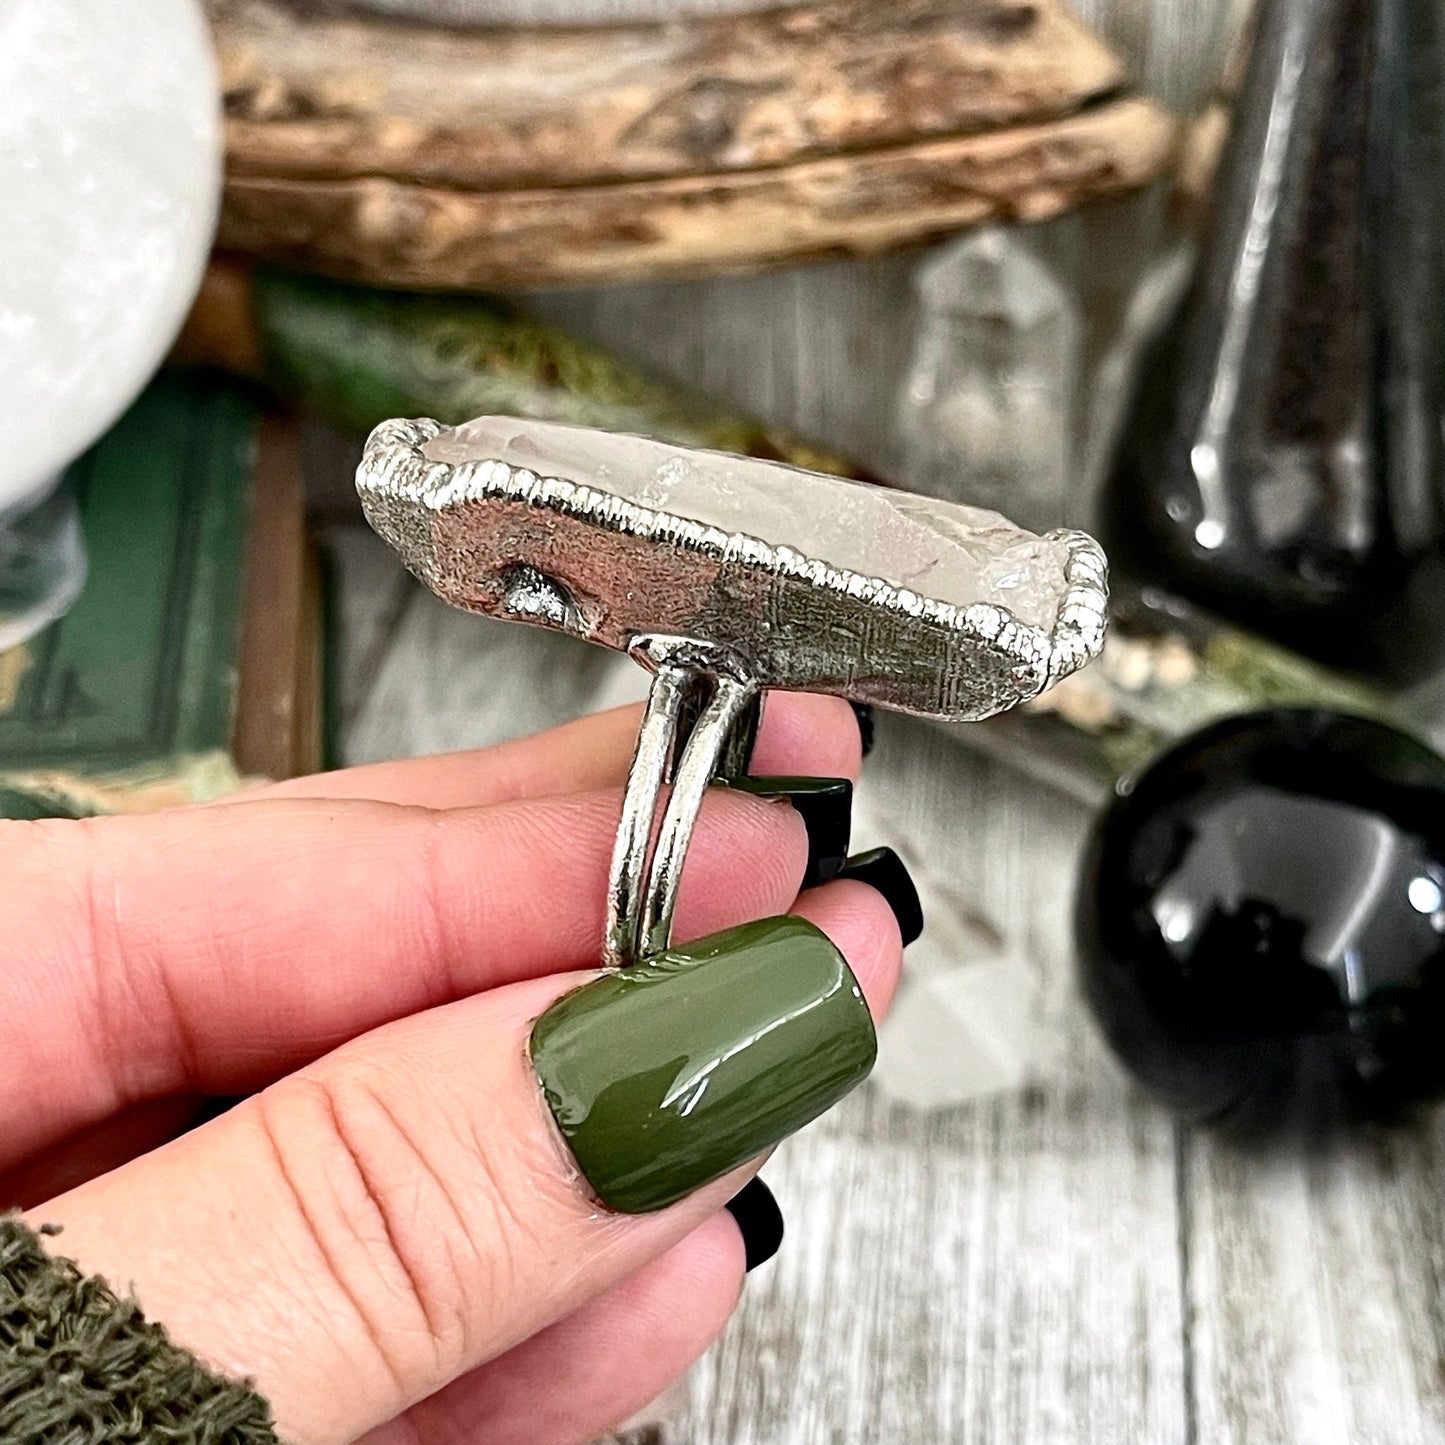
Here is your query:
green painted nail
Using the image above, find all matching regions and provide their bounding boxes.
[529,916,876,1214]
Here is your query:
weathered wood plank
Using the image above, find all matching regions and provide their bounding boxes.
[321,522,415,727]
[528,251,923,484]
[1184,1122,1445,1444]
[341,567,646,766]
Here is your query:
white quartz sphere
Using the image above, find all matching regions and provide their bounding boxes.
[0,0,220,508]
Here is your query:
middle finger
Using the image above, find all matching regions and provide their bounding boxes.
[248,692,863,809]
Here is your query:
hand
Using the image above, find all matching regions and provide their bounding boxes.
[1,695,901,1445]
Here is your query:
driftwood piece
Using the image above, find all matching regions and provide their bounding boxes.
[218,0,1139,189]
[208,0,1178,289]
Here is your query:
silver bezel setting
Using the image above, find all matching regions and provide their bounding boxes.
[357,416,1108,723]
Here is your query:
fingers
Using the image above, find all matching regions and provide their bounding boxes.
[0,1096,202,1210]
[31,881,897,1445]
[244,704,639,808]
[360,1214,744,1445]
[249,692,862,808]
[0,786,806,1171]
[792,878,905,1022]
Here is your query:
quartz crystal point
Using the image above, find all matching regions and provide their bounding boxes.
[896,229,1080,536]
[357,415,1108,722]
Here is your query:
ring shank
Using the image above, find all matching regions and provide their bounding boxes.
[603,634,761,968]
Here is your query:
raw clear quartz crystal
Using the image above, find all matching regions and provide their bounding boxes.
[424,417,1073,631]
[895,228,1080,536]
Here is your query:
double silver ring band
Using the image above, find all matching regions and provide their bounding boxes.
[604,634,762,969]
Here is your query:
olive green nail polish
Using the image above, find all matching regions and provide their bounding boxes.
[721,776,852,886]
[529,916,876,1214]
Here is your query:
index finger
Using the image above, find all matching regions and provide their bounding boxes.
[0,785,807,1175]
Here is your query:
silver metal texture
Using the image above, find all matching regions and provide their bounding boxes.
[604,647,689,967]
[637,656,756,960]
[357,414,1108,963]
[356,417,1109,724]
[602,634,761,967]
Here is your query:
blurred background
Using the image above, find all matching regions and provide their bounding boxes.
[8,0,1445,1440]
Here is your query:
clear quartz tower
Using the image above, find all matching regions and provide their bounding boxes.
[895,228,1080,537]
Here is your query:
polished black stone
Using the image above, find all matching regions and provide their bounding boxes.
[1101,0,1445,685]
[1076,710,1445,1127]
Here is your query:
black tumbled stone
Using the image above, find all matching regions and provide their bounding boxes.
[1076,709,1445,1128]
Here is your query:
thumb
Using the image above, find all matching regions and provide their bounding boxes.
[30,896,890,1445]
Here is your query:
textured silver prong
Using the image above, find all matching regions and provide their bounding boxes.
[604,655,690,970]
[638,668,757,960]
[604,636,760,968]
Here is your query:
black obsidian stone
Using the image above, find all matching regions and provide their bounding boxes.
[1077,709,1445,1127]
[1099,0,1445,685]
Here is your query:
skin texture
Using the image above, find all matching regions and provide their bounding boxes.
[722,776,854,886]
[0,693,902,1445]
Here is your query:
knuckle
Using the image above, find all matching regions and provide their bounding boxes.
[254,1056,559,1384]
[254,1067,492,1387]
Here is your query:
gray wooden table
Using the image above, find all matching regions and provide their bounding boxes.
[320,7,1445,1434]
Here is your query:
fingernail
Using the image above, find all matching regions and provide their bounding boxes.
[834,847,924,946]
[721,776,852,887]
[725,1178,784,1271]
[850,702,876,759]
[530,916,876,1214]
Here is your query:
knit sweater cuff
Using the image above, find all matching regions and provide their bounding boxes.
[1,1214,281,1444]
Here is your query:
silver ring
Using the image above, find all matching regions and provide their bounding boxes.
[356,415,1109,968]
[604,635,760,967]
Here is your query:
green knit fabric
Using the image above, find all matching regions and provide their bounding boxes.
[0,1216,281,1445]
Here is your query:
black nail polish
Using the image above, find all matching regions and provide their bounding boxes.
[850,702,876,759]
[725,1177,784,1271]
[722,776,852,888]
[835,847,924,946]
